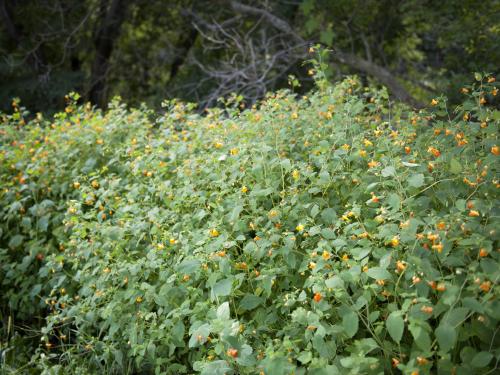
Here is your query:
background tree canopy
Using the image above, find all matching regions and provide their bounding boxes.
[0,0,499,112]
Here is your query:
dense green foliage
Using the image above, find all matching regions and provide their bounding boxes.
[1,0,499,112]
[1,67,499,373]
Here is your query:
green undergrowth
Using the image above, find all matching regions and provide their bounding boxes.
[0,71,499,374]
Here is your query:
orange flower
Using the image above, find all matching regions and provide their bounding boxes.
[479,248,489,257]
[368,160,379,168]
[427,147,441,157]
[421,305,433,314]
[416,357,429,365]
[480,281,491,292]
[491,145,499,156]
[313,292,322,302]
[436,222,446,230]
[227,348,238,358]
[436,283,446,292]
[396,261,406,272]
[468,210,480,217]
[236,262,247,270]
[431,99,439,106]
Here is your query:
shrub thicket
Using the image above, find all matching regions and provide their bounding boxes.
[1,70,499,374]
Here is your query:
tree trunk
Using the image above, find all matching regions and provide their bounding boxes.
[88,0,129,108]
[333,50,423,108]
[169,27,198,82]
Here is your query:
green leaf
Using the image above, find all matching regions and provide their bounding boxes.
[435,323,456,352]
[297,351,312,364]
[408,173,425,188]
[386,311,404,343]
[365,267,392,280]
[381,166,396,177]
[228,205,243,222]
[199,360,233,375]
[342,312,359,338]
[320,29,334,46]
[262,356,293,375]
[409,322,431,351]
[178,259,201,274]
[321,208,336,223]
[321,228,336,239]
[450,158,462,174]
[239,294,264,311]
[212,278,232,298]
[8,235,24,248]
[37,215,50,232]
[471,351,493,368]
[216,302,230,320]
[325,276,344,289]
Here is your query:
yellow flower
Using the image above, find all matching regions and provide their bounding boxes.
[367,160,379,168]
[292,169,300,180]
[389,236,400,247]
[308,262,316,269]
[169,238,177,245]
[341,144,350,151]
[214,141,224,148]
[241,185,248,193]
[209,228,220,237]
[322,251,331,260]
[342,254,349,261]
[291,112,299,119]
[296,224,305,232]
[432,243,443,253]
[363,139,373,147]
[431,99,438,106]
[230,148,238,155]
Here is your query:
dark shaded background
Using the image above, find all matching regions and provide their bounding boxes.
[1,0,499,112]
